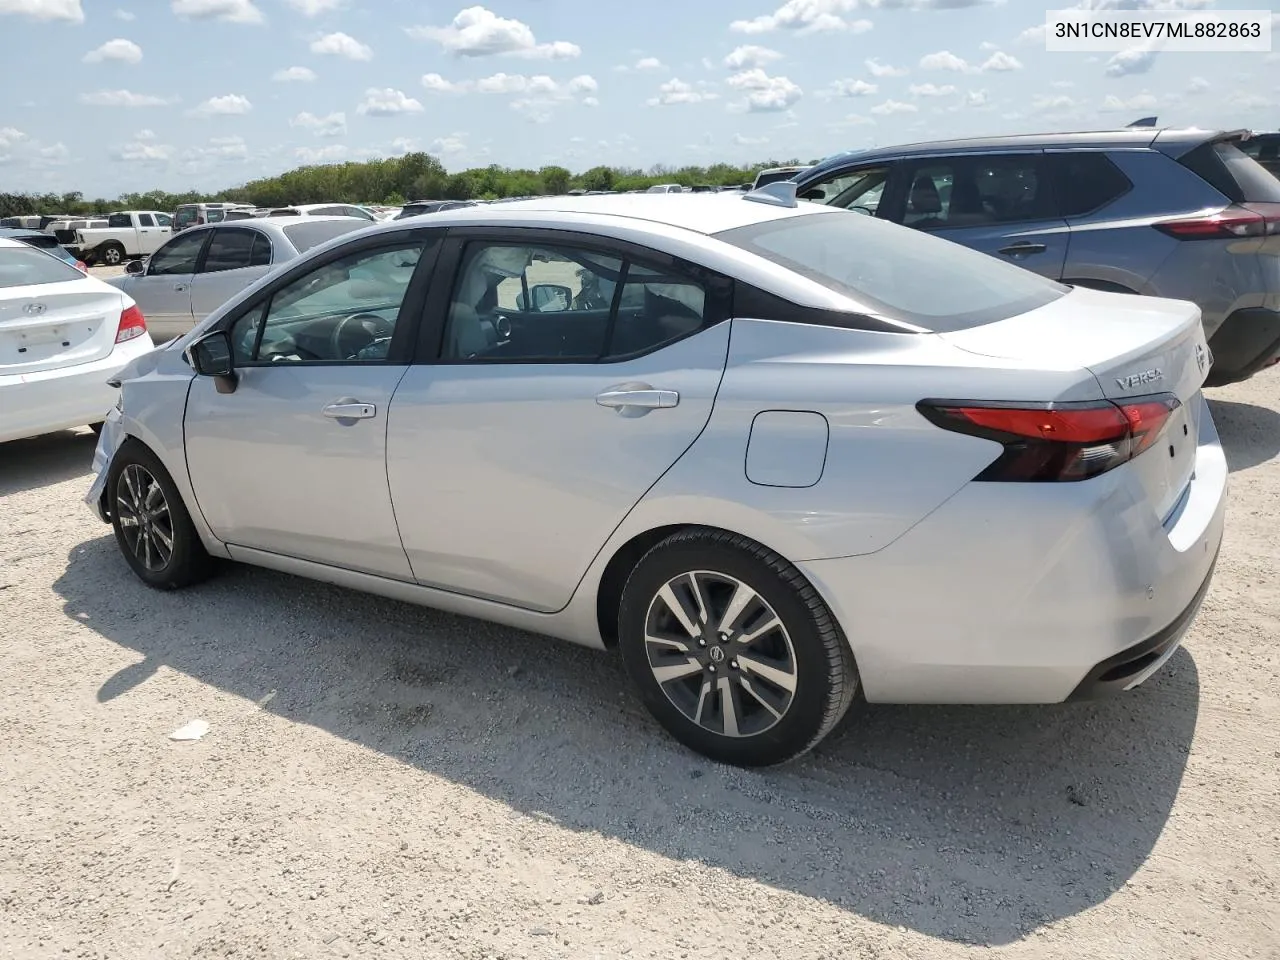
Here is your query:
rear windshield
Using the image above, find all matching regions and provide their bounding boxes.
[0,244,84,288]
[175,207,198,228]
[282,219,368,253]
[1180,140,1280,203]
[16,234,59,249]
[754,169,803,188]
[716,209,1069,332]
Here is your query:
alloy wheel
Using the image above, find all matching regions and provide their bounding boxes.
[115,464,174,572]
[644,570,798,738]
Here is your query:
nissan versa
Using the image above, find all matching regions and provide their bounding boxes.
[87,190,1227,767]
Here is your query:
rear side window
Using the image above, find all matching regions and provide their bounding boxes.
[201,228,260,273]
[0,244,84,288]
[716,209,1068,332]
[138,214,155,227]
[900,155,1053,229]
[107,214,131,229]
[1179,141,1280,203]
[281,219,368,253]
[1050,152,1132,217]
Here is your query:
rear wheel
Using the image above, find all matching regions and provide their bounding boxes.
[98,242,125,267]
[107,440,214,590]
[618,528,858,767]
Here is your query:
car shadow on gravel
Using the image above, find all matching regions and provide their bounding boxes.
[1206,397,1280,472]
[0,430,96,497]
[54,536,1200,947]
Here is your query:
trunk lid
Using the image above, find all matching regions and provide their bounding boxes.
[937,285,1208,523]
[0,282,126,375]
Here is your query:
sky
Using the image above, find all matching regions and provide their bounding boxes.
[0,0,1276,198]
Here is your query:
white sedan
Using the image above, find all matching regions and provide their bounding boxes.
[0,237,154,444]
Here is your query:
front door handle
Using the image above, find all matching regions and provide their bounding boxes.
[998,241,1048,256]
[173,283,187,292]
[595,388,679,410]
[322,401,376,420]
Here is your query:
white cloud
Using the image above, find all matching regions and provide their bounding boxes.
[980,51,1021,71]
[38,142,69,162]
[734,133,769,146]
[112,137,172,162]
[731,0,872,35]
[727,68,802,112]
[1101,92,1158,112]
[191,93,252,116]
[724,45,782,69]
[272,65,316,82]
[290,110,345,136]
[962,89,989,107]
[422,72,465,93]
[866,57,907,77]
[1105,47,1157,77]
[0,0,83,21]
[171,0,263,24]
[870,98,917,115]
[635,56,663,70]
[979,40,998,51]
[407,6,580,60]
[283,0,340,14]
[357,87,423,116]
[83,38,142,64]
[582,95,599,107]
[830,78,877,97]
[1015,23,1045,44]
[909,82,956,97]
[389,137,415,155]
[0,127,27,148]
[114,8,134,19]
[1031,94,1077,113]
[647,78,718,106]
[430,134,467,155]
[295,144,347,164]
[1186,75,1210,95]
[1051,80,1075,89]
[310,31,372,60]
[919,50,969,72]
[79,88,173,107]
[134,128,155,139]
[567,74,597,94]
[190,135,249,161]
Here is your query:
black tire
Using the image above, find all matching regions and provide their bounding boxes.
[618,527,858,767]
[107,439,215,590]
[99,242,125,266]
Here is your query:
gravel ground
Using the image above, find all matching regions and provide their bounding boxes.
[1,369,1278,960]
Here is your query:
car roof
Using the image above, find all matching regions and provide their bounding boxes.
[179,215,359,236]
[805,126,1226,175]
[420,191,826,236]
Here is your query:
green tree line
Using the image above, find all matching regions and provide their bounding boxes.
[0,153,812,218]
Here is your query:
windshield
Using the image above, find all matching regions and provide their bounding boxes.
[716,209,1069,332]
[0,244,85,288]
[175,208,198,228]
[282,219,369,253]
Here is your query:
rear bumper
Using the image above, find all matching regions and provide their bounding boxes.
[796,394,1227,704]
[1204,306,1280,386]
[0,336,154,444]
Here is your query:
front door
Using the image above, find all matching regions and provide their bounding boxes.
[124,229,208,341]
[387,232,732,612]
[895,153,1069,280]
[184,237,436,579]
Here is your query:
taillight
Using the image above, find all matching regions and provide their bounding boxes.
[75,260,87,272]
[115,304,147,344]
[1153,203,1280,240]
[917,394,1181,482]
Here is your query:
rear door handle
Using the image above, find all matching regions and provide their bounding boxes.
[173,283,188,292]
[998,241,1048,256]
[322,401,376,420]
[595,388,679,409]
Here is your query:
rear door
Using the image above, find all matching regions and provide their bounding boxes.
[893,152,1069,280]
[0,246,124,375]
[188,227,273,324]
[386,229,733,613]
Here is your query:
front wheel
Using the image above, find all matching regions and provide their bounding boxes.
[107,440,215,590]
[618,528,858,767]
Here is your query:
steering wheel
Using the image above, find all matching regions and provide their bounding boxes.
[330,312,395,359]
[850,205,876,216]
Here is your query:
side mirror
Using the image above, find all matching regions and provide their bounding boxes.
[529,283,572,312]
[186,330,237,393]
[125,259,146,276]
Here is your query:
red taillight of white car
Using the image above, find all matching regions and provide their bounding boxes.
[917,394,1181,482]
[75,260,88,272]
[1153,202,1280,240]
[115,304,148,344]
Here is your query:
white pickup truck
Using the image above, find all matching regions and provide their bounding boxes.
[71,211,173,267]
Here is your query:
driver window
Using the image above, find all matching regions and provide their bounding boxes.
[231,243,425,364]
[798,165,890,217]
[147,231,208,276]
[443,242,623,361]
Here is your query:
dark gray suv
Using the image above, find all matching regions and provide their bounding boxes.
[793,128,1280,385]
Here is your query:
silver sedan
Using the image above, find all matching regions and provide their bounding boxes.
[107,217,369,342]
